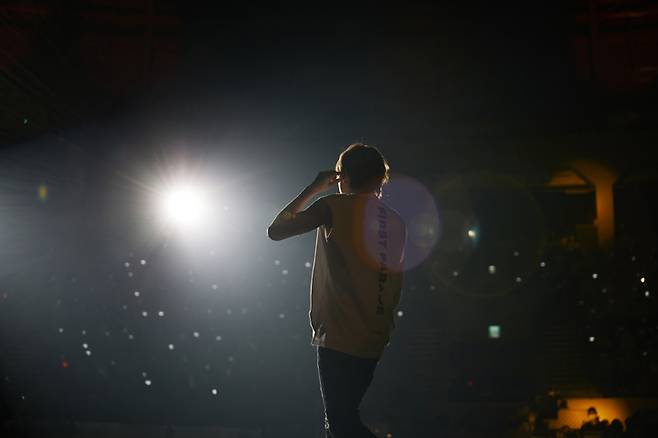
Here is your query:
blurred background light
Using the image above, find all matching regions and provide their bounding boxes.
[488,325,501,339]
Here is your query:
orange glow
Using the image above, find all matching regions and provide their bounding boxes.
[569,160,618,248]
[546,169,590,189]
[547,397,658,430]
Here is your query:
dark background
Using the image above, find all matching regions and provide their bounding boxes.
[1,1,658,437]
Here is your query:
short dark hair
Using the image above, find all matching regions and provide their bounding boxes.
[335,143,390,192]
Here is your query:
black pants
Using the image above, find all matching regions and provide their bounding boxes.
[317,346,379,438]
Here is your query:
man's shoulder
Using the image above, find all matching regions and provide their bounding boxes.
[320,193,342,202]
[318,193,348,206]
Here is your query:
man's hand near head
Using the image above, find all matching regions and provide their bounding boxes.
[266,171,339,241]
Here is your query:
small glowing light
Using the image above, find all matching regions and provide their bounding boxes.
[488,265,496,275]
[37,183,48,201]
[452,271,459,277]
[168,344,175,350]
[141,311,148,317]
[592,273,598,279]
[81,329,86,335]
[513,250,519,257]
[488,325,501,339]
[515,276,522,283]
[58,328,64,333]
[23,117,28,125]
[274,259,280,266]
[540,261,546,267]
[158,310,165,317]
[193,331,200,338]
[85,350,92,356]
[124,262,130,268]
[128,334,134,340]
[144,379,152,386]
[215,335,222,341]
[640,277,646,283]
[128,272,134,277]
[278,313,285,319]
[282,269,288,275]
[140,259,146,265]
[645,291,650,297]
[397,310,404,317]
[134,291,140,297]
[211,388,218,395]
[467,229,477,238]
[304,261,311,268]
[141,371,148,377]
[589,336,596,342]
[82,343,89,349]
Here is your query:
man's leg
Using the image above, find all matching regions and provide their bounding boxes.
[317,346,378,438]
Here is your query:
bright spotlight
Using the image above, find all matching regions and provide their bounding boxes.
[161,184,209,227]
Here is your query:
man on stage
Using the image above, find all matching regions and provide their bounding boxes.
[268,143,406,438]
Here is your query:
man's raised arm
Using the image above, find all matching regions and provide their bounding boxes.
[266,171,339,241]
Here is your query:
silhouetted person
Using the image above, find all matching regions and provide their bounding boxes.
[582,406,603,434]
[268,143,406,437]
[607,419,624,438]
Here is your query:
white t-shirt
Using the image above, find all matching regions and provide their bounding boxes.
[309,193,406,359]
